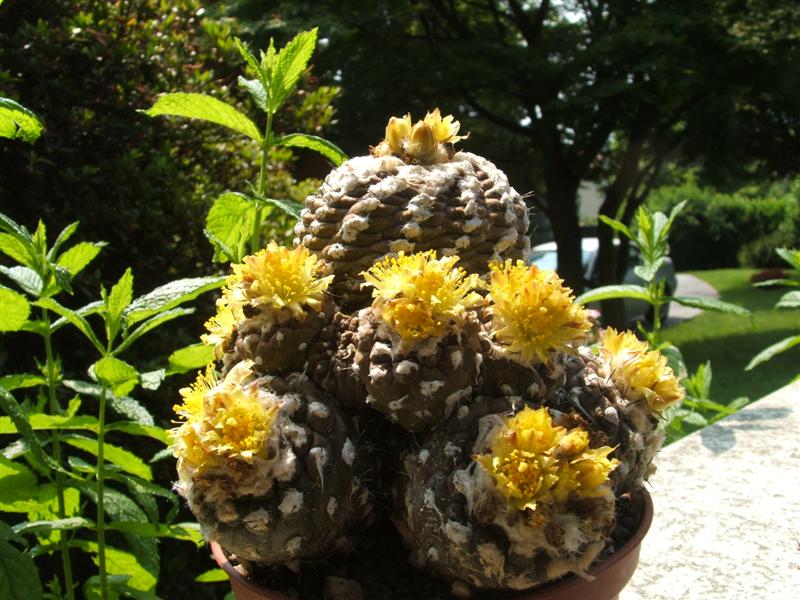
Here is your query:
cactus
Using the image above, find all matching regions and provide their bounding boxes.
[172,111,683,595]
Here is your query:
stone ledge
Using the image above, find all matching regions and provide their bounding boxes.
[621,379,800,599]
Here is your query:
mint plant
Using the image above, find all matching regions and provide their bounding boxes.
[0,96,43,144]
[0,212,222,600]
[143,28,346,263]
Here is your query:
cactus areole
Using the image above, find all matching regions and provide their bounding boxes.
[173,111,681,598]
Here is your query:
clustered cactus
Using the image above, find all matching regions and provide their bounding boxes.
[172,110,683,594]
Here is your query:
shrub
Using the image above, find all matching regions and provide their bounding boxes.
[647,179,799,270]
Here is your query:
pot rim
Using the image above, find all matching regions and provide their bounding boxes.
[211,487,653,599]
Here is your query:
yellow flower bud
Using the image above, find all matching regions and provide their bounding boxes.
[406,120,437,160]
[385,114,412,155]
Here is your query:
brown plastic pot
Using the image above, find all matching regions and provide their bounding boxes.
[211,488,653,600]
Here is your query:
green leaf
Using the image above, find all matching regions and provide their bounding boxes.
[62,435,152,481]
[238,76,267,111]
[195,569,228,583]
[276,133,347,166]
[123,276,225,327]
[142,93,262,142]
[94,357,139,398]
[0,97,43,143]
[0,373,45,392]
[576,284,651,305]
[56,241,105,277]
[13,517,92,537]
[0,265,42,296]
[0,233,35,268]
[671,296,751,315]
[680,411,709,427]
[776,247,800,271]
[267,28,318,114]
[776,290,800,309]
[633,257,665,283]
[50,300,104,334]
[0,539,43,600]
[46,221,80,261]
[597,214,632,240]
[139,369,165,391]
[114,308,195,356]
[746,334,800,370]
[34,297,104,353]
[0,412,98,435]
[0,455,39,512]
[63,380,155,426]
[0,287,30,331]
[727,397,750,412]
[106,522,204,546]
[73,541,157,592]
[234,37,264,81]
[107,268,134,339]
[105,422,169,445]
[204,192,259,262]
[252,193,303,220]
[166,343,215,375]
[0,387,66,476]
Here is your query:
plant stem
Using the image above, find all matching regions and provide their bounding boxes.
[96,381,109,600]
[251,111,275,253]
[41,309,76,600]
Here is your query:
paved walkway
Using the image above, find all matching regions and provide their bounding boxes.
[621,379,800,599]
[664,273,719,326]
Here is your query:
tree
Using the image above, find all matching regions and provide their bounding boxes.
[233,0,800,320]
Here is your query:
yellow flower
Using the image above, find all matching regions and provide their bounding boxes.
[601,328,684,412]
[171,361,279,473]
[372,109,468,163]
[361,250,484,340]
[423,108,467,145]
[201,301,245,358]
[487,260,591,364]
[229,242,333,318]
[475,407,618,511]
[385,114,412,154]
[406,120,437,160]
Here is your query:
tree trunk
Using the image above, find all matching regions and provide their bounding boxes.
[544,170,583,293]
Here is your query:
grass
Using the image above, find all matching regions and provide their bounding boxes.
[661,269,799,406]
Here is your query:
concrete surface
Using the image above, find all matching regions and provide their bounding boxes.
[620,379,800,600]
[664,273,720,327]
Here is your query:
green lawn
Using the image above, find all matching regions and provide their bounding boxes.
[662,269,799,406]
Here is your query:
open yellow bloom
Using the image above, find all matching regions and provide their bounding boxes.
[201,301,245,357]
[487,260,591,364]
[385,114,413,155]
[601,328,684,412]
[373,109,467,163]
[361,250,484,340]
[229,242,333,317]
[475,407,618,511]
[171,361,279,473]
[423,108,467,145]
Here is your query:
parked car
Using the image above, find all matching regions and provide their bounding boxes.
[530,237,677,323]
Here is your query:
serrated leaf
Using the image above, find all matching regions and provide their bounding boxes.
[56,241,105,277]
[139,369,165,391]
[123,276,225,327]
[727,397,750,412]
[0,539,43,600]
[597,214,632,240]
[0,373,45,391]
[47,221,79,261]
[63,380,155,426]
[195,569,228,583]
[746,334,800,370]
[13,517,92,537]
[0,97,43,143]
[0,265,41,296]
[268,28,318,114]
[633,257,665,283]
[234,37,264,80]
[679,411,708,427]
[204,192,259,262]
[576,284,651,305]
[659,344,687,380]
[0,387,66,476]
[0,233,34,268]
[143,93,262,142]
[0,412,98,435]
[50,300,104,334]
[107,268,134,338]
[238,76,267,111]
[671,296,751,315]
[0,455,39,512]
[0,287,30,331]
[114,307,195,356]
[166,343,215,375]
[776,290,800,309]
[106,522,204,546]
[252,193,303,220]
[34,297,104,352]
[276,133,347,166]
[72,541,157,592]
[94,357,139,398]
[62,435,151,480]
